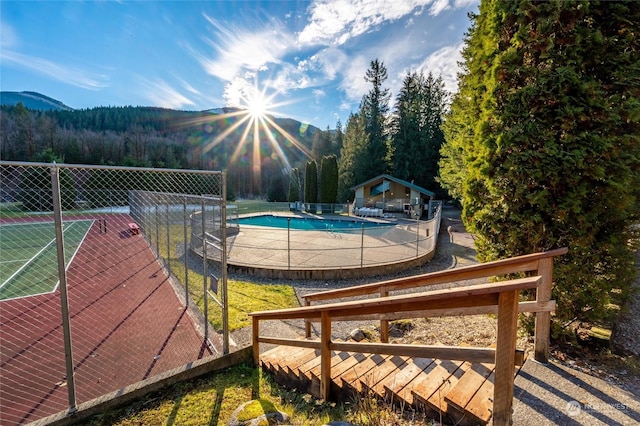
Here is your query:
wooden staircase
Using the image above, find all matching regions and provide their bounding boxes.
[260,346,525,425]
[251,249,568,426]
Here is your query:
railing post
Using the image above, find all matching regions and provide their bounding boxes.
[534,258,554,363]
[252,316,260,366]
[493,290,518,426]
[379,286,389,343]
[304,299,312,338]
[320,311,332,400]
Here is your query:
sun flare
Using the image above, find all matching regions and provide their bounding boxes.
[248,92,267,118]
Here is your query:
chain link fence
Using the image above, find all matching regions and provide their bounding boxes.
[0,161,227,425]
[217,203,441,273]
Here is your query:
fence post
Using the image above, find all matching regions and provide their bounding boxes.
[155,204,160,258]
[221,173,230,355]
[183,197,189,306]
[416,218,420,257]
[360,223,365,268]
[50,163,77,413]
[166,200,171,276]
[287,218,291,271]
[534,258,554,363]
[201,199,209,343]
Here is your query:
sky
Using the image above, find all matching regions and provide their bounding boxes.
[0,0,479,130]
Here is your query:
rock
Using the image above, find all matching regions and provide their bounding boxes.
[349,328,366,342]
[388,326,404,338]
[227,399,289,426]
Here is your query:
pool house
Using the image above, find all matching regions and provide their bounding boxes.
[350,174,437,219]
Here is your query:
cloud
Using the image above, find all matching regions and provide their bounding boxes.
[0,50,109,90]
[298,0,477,46]
[139,78,195,109]
[197,13,295,81]
[0,22,18,48]
[429,0,451,16]
[416,42,464,94]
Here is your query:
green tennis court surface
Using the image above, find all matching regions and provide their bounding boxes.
[0,220,93,301]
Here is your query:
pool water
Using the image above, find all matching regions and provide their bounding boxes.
[232,214,394,232]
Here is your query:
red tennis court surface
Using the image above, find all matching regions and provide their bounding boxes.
[0,214,213,425]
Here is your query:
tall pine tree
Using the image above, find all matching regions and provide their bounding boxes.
[391,71,447,193]
[439,0,640,326]
[338,112,368,202]
[361,59,391,178]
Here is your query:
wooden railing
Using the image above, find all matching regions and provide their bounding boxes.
[249,249,568,425]
[251,276,544,426]
[302,247,568,363]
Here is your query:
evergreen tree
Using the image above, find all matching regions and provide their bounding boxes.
[311,127,335,161]
[319,155,338,212]
[304,159,318,212]
[337,112,368,202]
[288,167,301,202]
[333,119,344,159]
[361,59,391,178]
[266,172,287,202]
[439,0,640,327]
[391,71,447,193]
[391,72,422,182]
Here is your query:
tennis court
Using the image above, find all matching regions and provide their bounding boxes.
[0,219,93,301]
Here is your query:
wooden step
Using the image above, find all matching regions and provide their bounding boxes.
[425,361,472,416]
[286,348,321,377]
[444,362,495,425]
[259,345,524,426]
[464,371,495,424]
[382,356,435,405]
[357,355,409,398]
[261,345,309,372]
[410,359,467,415]
[339,353,390,398]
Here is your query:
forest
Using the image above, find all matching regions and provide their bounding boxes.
[0,103,323,199]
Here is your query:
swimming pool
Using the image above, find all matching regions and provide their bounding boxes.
[232,214,394,232]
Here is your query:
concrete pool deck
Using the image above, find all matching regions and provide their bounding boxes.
[207,213,441,280]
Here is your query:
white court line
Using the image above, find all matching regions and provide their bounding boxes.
[0,259,33,264]
[51,219,94,293]
[0,221,78,291]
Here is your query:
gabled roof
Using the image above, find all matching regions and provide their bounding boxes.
[351,174,435,197]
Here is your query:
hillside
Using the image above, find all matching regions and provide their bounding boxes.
[0,91,74,111]
[0,93,322,197]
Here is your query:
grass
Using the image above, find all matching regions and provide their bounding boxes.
[85,363,352,426]
[84,362,432,426]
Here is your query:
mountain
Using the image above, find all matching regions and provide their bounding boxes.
[0,91,74,111]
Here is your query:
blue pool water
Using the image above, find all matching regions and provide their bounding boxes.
[232,215,393,232]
